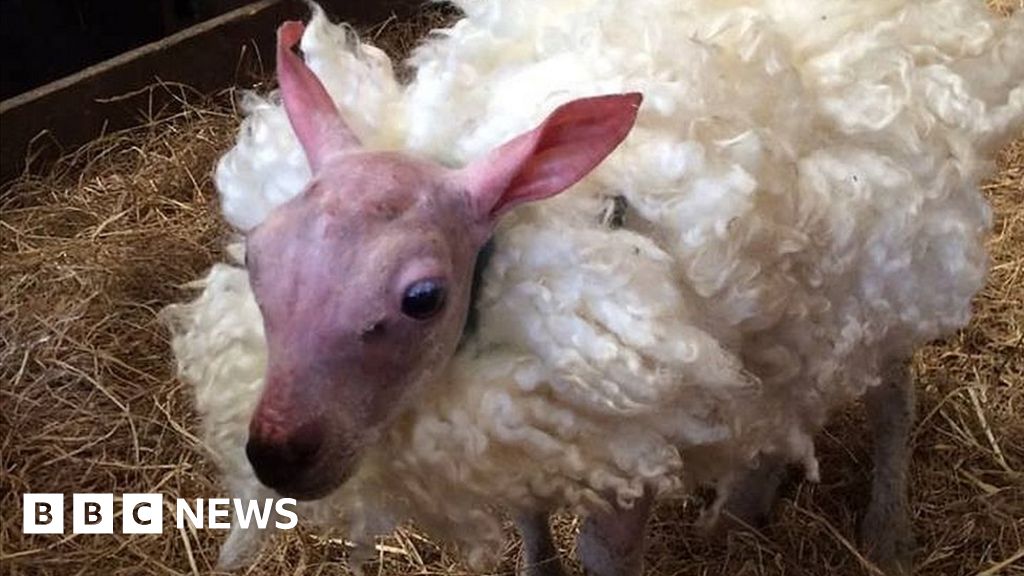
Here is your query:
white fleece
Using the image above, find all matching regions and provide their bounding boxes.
[166,0,1024,567]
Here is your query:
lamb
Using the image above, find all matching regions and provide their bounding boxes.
[163,1,1024,575]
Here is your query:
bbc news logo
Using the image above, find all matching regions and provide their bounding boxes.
[23,494,298,534]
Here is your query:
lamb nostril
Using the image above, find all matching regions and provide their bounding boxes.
[287,420,324,465]
[246,438,292,490]
[245,420,324,490]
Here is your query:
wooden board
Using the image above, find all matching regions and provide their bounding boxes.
[0,0,415,183]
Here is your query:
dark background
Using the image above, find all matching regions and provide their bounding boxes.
[1,0,254,99]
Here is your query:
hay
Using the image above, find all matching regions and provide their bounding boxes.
[1,2,1021,575]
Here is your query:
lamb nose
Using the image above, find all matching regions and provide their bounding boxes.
[245,421,324,490]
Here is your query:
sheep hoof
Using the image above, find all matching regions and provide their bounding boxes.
[715,455,789,535]
[717,489,775,533]
[577,519,645,576]
[860,504,915,576]
[517,551,567,576]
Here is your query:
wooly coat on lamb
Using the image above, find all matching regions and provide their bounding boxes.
[164,0,1024,575]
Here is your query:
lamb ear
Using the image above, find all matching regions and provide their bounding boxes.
[277,21,361,172]
[457,93,642,225]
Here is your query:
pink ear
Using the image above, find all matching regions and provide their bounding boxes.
[457,93,642,223]
[277,21,360,172]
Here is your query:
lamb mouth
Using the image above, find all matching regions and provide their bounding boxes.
[274,482,335,501]
[272,456,362,501]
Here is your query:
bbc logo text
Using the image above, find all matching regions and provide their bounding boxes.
[23,493,298,534]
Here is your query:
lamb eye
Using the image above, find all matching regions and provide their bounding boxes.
[401,279,446,320]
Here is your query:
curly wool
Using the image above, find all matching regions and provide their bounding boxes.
[166,0,1024,567]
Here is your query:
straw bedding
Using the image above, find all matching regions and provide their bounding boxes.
[1,2,1020,575]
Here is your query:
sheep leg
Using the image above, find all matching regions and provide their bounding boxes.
[720,454,788,529]
[514,512,566,576]
[217,520,268,570]
[861,359,916,576]
[577,492,653,576]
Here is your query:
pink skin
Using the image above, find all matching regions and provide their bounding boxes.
[244,20,643,500]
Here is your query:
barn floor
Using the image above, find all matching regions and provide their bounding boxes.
[1,3,1021,576]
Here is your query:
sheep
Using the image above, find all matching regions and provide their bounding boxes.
[163,1,1024,575]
